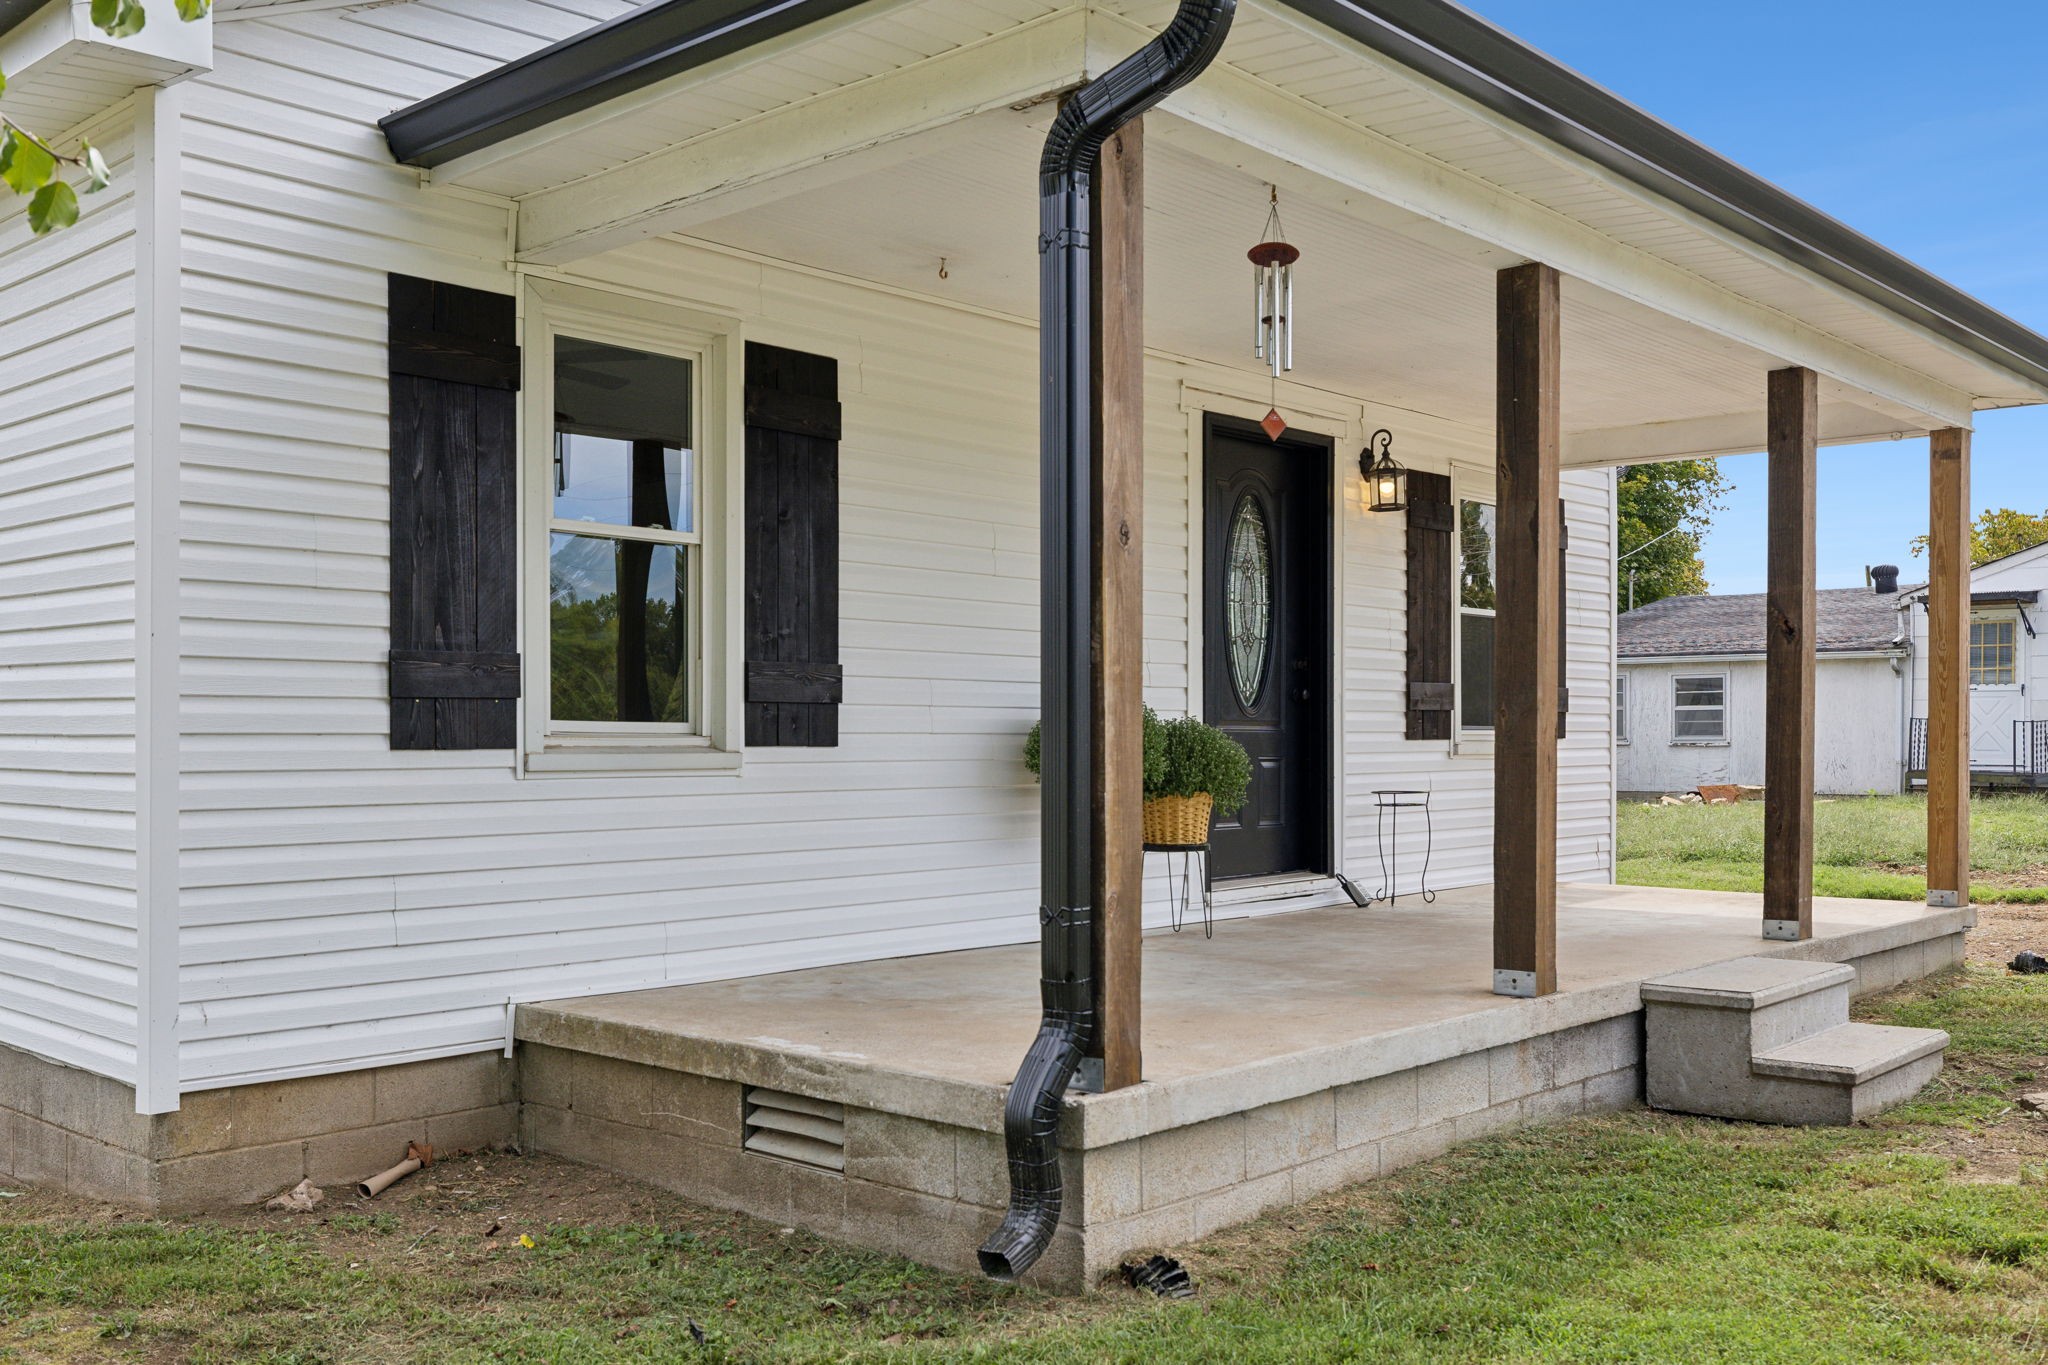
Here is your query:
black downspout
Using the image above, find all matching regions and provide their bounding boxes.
[977,0,1236,1285]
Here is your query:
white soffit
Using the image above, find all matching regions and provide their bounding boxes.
[0,0,211,134]
[427,0,2040,420]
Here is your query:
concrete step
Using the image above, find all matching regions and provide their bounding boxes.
[1642,958,1947,1126]
[1642,956,1854,1057]
[1753,1023,1950,1086]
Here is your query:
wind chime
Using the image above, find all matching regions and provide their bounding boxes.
[1249,185,1298,440]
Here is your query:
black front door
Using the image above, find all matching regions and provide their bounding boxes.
[1203,416,1331,881]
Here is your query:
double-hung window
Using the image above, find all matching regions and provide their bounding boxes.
[1615,673,1630,744]
[522,277,746,774]
[1671,673,1726,742]
[548,335,701,734]
[1457,499,1497,731]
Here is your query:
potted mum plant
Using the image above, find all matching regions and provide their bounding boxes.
[1024,708,1251,847]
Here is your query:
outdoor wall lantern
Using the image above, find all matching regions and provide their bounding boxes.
[1360,429,1407,512]
[1249,186,1298,441]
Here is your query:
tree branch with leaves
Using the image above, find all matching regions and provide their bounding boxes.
[0,0,210,234]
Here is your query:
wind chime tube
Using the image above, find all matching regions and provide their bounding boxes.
[1281,261,1294,373]
[1266,261,1281,377]
[1254,264,1266,361]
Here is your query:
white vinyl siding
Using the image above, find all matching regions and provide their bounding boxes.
[0,108,143,1082]
[0,1,1616,1095]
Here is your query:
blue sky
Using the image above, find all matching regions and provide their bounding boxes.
[1476,0,2048,594]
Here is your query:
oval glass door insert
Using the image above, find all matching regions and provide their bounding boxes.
[1225,493,1274,709]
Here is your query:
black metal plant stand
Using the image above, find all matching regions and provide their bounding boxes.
[1372,789,1435,905]
[1146,842,1213,938]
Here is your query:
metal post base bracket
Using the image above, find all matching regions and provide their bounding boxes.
[1071,1056,1106,1094]
[1493,969,1538,999]
[1762,919,1805,942]
[1927,890,1964,909]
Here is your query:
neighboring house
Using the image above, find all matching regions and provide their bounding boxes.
[1618,572,1916,796]
[1620,545,2048,796]
[1905,538,2048,784]
[0,0,2036,1288]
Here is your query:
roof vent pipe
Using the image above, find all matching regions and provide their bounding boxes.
[976,0,1236,1285]
[1871,564,1901,595]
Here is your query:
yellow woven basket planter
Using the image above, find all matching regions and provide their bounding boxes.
[1142,793,1214,847]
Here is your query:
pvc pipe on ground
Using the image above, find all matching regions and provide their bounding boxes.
[359,1141,432,1198]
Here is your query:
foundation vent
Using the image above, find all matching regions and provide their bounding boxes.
[741,1088,846,1171]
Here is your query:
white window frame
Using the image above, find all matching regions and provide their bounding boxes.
[1453,485,1497,738]
[1969,615,2021,690]
[519,278,744,774]
[1670,671,1728,745]
[1615,672,1630,745]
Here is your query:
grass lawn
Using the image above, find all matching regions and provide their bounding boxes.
[5,943,2048,1362]
[1617,794,2048,905]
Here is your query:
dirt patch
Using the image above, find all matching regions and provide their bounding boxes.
[1968,901,2048,968]
[1904,1111,2048,1186]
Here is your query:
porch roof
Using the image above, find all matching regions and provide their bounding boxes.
[380,0,2048,406]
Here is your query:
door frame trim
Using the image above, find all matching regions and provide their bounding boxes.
[1198,409,1339,883]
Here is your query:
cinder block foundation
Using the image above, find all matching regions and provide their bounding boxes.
[0,1046,517,1211]
[0,900,1971,1294]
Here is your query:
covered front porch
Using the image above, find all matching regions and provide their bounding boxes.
[372,0,2042,1290]
[515,885,1971,1289]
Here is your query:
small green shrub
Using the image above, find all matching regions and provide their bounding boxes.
[1155,713,1252,815]
[1024,709,1251,815]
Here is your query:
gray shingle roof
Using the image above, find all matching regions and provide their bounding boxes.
[1618,586,1918,659]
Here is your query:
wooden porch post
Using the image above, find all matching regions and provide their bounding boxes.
[1493,261,1561,998]
[1087,118,1144,1089]
[1764,367,1818,941]
[1927,427,1972,908]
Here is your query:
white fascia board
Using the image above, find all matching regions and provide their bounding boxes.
[1619,649,1901,667]
[514,7,1089,264]
[1566,403,1933,467]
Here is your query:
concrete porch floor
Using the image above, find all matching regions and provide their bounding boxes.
[515,884,1971,1287]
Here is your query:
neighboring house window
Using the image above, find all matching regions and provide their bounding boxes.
[1671,673,1726,742]
[1971,619,2017,686]
[1615,673,1630,744]
[549,336,702,733]
[1457,499,1496,730]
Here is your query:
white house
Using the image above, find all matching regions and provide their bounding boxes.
[0,0,2031,1287]
[1619,549,2048,796]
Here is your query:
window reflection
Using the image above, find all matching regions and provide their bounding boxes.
[549,534,689,725]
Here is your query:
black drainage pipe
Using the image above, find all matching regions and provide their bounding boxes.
[977,0,1235,1285]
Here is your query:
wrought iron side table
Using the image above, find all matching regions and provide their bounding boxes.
[1145,842,1214,938]
[1371,789,1435,905]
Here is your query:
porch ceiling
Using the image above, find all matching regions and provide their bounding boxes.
[680,114,1931,466]
[389,0,2048,438]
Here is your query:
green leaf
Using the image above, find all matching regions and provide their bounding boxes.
[0,63,8,98]
[28,180,78,235]
[175,0,212,18]
[91,0,146,37]
[0,129,57,196]
[80,140,110,193]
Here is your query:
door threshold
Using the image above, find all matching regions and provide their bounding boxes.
[1211,873,1339,908]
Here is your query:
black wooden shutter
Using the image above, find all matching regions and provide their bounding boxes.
[1557,498,1570,740]
[387,274,520,751]
[1405,470,1455,740]
[744,342,842,747]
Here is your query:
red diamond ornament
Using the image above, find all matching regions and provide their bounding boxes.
[1259,408,1288,441]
